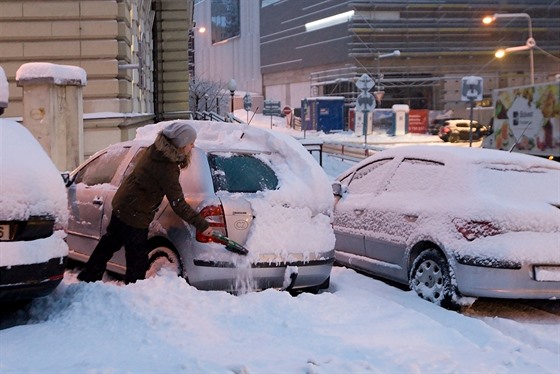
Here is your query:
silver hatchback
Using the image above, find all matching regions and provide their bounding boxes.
[66,120,334,293]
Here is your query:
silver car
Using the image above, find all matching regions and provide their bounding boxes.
[332,145,560,309]
[66,120,334,293]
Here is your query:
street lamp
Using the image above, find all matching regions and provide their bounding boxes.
[482,12,535,85]
[227,78,237,115]
[204,93,209,120]
[374,50,400,106]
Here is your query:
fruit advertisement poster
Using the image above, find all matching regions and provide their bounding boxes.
[483,82,560,158]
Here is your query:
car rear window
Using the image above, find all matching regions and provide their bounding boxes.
[208,154,279,193]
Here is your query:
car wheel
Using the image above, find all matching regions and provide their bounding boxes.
[448,133,459,143]
[409,249,460,310]
[145,246,182,278]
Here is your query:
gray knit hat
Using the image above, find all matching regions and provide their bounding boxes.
[162,122,197,148]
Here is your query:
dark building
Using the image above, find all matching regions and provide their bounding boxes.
[260,0,560,118]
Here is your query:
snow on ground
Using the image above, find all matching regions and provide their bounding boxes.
[1,268,559,373]
[1,112,559,373]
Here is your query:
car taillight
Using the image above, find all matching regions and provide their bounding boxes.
[196,205,227,243]
[453,219,502,241]
[440,126,450,134]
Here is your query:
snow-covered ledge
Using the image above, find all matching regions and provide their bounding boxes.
[16,62,87,171]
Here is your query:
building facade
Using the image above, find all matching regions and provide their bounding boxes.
[0,0,195,158]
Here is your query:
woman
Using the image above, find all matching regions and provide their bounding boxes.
[78,122,213,284]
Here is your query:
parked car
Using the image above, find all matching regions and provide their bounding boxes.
[428,117,462,135]
[438,119,489,143]
[65,120,335,293]
[0,119,69,303]
[332,145,560,309]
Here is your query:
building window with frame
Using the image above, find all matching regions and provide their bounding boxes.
[211,0,240,44]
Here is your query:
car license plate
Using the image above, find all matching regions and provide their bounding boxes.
[0,224,10,241]
[534,266,560,282]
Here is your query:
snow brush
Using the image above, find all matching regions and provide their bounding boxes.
[210,232,249,256]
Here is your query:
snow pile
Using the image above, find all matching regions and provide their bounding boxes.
[0,268,558,373]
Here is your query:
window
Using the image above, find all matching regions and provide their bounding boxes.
[73,147,130,186]
[347,159,393,195]
[384,158,443,194]
[208,154,278,193]
[211,0,240,44]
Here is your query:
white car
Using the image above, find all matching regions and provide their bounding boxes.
[332,145,560,309]
[65,120,335,293]
[0,119,69,302]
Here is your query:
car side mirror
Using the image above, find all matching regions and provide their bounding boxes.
[61,172,73,187]
[332,181,345,197]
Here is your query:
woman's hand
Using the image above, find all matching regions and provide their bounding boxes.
[201,227,213,237]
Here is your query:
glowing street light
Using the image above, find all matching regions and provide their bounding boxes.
[483,13,535,85]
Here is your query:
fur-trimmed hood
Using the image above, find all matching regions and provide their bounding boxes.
[154,133,190,168]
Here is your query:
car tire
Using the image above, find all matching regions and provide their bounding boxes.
[409,249,460,310]
[448,133,459,143]
[145,246,182,279]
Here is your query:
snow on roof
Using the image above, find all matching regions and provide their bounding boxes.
[16,62,87,86]
[135,119,334,214]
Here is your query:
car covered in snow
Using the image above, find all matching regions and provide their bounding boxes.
[0,119,69,302]
[65,120,335,293]
[331,145,560,309]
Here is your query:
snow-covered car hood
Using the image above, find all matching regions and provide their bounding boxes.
[0,119,69,224]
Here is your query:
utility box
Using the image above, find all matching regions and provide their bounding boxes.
[392,104,410,136]
[301,96,344,133]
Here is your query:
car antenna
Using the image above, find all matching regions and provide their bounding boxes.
[508,121,532,153]
[247,106,259,125]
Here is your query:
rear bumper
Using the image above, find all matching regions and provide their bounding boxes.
[454,262,560,299]
[188,257,334,292]
[0,257,66,302]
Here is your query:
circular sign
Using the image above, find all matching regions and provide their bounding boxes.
[243,93,252,111]
[283,106,292,115]
[356,92,375,112]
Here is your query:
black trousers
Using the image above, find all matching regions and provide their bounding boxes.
[78,213,149,284]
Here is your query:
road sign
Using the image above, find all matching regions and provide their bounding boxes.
[355,92,375,112]
[283,106,292,115]
[263,100,281,116]
[461,76,483,102]
[355,73,375,92]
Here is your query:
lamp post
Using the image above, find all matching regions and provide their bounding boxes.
[483,13,535,85]
[204,93,208,119]
[227,78,237,116]
[373,50,400,106]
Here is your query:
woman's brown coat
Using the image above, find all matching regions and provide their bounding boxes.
[112,133,210,232]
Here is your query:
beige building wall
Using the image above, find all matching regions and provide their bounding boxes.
[0,0,194,159]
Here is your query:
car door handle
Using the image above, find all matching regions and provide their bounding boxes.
[404,214,418,222]
[92,197,103,205]
[354,209,365,216]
